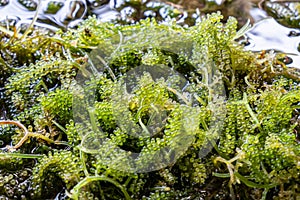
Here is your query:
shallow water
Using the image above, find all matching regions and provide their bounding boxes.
[247,8,300,68]
[1,0,300,68]
[0,0,118,31]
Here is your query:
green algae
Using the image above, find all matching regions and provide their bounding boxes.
[0,11,299,200]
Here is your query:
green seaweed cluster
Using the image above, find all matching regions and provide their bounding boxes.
[0,11,300,200]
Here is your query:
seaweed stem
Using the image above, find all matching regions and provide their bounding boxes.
[20,0,42,41]
[167,86,191,105]
[0,120,67,151]
[68,175,131,200]
[0,120,30,151]
[80,150,89,177]
[0,26,21,38]
[0,152,43,159]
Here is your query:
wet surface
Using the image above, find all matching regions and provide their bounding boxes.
[0,0,300,68]
[0,0,118,31]
[246,8,300,68]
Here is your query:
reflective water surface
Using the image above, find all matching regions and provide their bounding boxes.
[0,0,118,31]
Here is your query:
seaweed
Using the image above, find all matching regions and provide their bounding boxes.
[0,11,299,200]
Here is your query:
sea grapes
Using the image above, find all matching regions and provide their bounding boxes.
[0,11,299,199]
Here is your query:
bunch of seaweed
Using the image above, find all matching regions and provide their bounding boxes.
[0,10,299,200]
